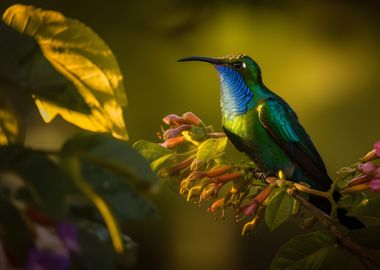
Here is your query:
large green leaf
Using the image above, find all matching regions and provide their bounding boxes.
[195,137,227,163]
[0,21,90,113]
[2,4,128,139]
[0,145,69,219]
[62,134,157,189]
[0,90,22,145]
[133,140,172,162]
[0,194,34,265]
[349,225,380,249]
[265,188,293,231]
[151,153,175,172]
[270,230,334,270]
[321,246,369,270]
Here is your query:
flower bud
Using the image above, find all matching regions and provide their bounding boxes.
[161,136,185,148]
[162,114,186,126]
[163,124,192,140]
[369,179,380,192]
[374,141,380,157]
[347,174,370,187]
[208,198,225,213]
[239,200,259,217]
[357,162,376,176]
[201,183,222,200]
[375,167,380,178]
[253,185,273,204]
[182,112,202,126]
[206,165,232,178]
[213,171,241,184]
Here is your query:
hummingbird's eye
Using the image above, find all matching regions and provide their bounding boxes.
[232,61,245,70]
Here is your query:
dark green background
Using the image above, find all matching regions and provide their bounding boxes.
[1,1,379,269]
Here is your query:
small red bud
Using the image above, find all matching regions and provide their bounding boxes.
[213,171,241,184]
[208,198,225,213]
[161,136,185,148]
[206,165,232,178]
[347,175,370,187]
[253,185,273,204]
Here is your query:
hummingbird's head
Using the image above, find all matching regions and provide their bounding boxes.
[179,54,264,116]
[178,54,263,85]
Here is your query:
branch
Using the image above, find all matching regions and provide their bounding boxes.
[252,170,380,266]
[290,191,380,267]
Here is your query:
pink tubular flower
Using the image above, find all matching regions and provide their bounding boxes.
[162,114,186,126]
[375,167,380,178]
[374,141,380,157]
[238,200,259,217]
[369,179,380,192]
[160,136,185,148]
[360,141,380,163]
[182,112,202,126]
[357,161,376,176]
[163,124,192,140]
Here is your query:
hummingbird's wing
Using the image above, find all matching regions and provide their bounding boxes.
[257,97,331,190]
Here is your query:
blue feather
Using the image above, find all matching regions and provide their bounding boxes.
[215,65,253,118]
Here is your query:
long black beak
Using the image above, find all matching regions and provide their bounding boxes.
[178,56,222,65]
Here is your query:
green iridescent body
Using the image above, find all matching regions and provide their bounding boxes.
[222,99,294,177]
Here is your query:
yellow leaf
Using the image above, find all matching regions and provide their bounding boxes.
[3,5,128,140]
[0,91,22,145]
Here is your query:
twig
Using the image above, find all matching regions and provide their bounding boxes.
[290,189,380,267]
[252,170,380,266]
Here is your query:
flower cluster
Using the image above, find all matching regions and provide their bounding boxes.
[345,141,380,193]
[157,112,275,235]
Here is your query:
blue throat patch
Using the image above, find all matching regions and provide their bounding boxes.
[216,65,253,118]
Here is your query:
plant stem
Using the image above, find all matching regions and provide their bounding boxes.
[290,189,380,267]
[252,170,380,266]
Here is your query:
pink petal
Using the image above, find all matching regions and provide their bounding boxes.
[375,167,380,178]
[358,161,376,176]
[369,179,380,192]
[374,141,380,157]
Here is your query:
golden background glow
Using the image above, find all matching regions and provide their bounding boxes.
[1,1,379,269]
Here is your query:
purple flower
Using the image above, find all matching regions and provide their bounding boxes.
[25,248,70,270]
[374,141,380,158]
[369,179,380,192]
[25,223,80,270]
[57,223,80,253]
[358,161,376,176]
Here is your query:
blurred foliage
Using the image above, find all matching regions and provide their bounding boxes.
[0,4,156,269]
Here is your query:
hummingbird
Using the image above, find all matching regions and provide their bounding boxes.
[178,54,363,229]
